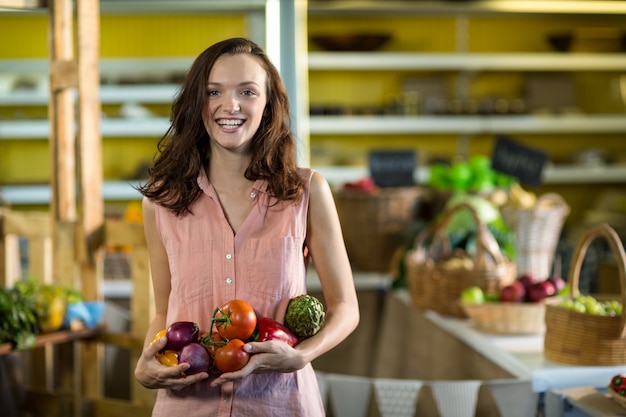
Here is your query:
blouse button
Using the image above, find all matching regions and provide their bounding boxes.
[250,192,256,199]
[225,253,232,260]
[226,277,233,284]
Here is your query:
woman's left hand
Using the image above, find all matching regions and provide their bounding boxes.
[209,340,305,387]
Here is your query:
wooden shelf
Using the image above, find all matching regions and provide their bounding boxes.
[0,326,102,356]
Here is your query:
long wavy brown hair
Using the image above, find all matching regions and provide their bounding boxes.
[138,37,304,216]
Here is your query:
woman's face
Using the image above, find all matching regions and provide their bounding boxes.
[203,53,268,153]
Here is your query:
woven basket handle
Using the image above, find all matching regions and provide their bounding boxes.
[567,223,626,337]
[415,202,505,266]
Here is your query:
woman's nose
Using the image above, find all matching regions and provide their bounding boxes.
[222,93,241,113]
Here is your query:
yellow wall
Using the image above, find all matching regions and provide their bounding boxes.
[0,13,246,183]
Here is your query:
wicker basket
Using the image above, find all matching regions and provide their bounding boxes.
[405,202,517,317]
[460,301,546,334]
[544,223,626,366]
[500,193,570,280]
[334,186,423,272]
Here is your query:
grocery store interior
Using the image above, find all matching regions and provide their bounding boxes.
[1,1,626,416]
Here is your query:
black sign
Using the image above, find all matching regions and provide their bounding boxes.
[491,136,549,186]
[368,149,416,187]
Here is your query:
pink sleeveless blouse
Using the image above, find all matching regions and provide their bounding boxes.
[151,167,325,417]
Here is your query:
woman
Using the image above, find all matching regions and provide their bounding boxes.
[134,37,359,416]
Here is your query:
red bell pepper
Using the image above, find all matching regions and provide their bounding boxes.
[252,317,299,347]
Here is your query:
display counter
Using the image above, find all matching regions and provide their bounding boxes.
[375,290,626,417]
[310,283,626,417]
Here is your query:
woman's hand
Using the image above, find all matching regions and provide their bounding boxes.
[134,334,209,390]
[210,340,305,387]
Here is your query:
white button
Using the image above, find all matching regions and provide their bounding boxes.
[226,253,232,260]
[250,192,256,199]
[226,277,233,284]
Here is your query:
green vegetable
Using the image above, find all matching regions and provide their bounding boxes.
[0,287,39,349]
[284,295,325,339]
[433,193,516,261]
[444,192,501,233]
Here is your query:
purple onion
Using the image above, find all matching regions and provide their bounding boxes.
[179,342,212,375]
[165,321,199,351]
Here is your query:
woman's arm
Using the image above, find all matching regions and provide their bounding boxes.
[134,197,209,389]
[295,170,360,363]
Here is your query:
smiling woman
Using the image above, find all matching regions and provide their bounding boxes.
[133,38,359,417]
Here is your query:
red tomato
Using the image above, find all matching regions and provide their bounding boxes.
[213,339,249,373]
[201,327,226,358]
[213,299,257,341]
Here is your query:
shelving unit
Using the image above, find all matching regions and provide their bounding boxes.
[306,0,626,191]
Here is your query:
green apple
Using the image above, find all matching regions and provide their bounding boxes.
[460,286,485,304]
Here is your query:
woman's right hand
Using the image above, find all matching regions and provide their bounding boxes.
[134,334,209,390]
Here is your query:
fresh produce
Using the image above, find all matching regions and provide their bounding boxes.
[213,338,250,373]
[0,278,87,349]
[152,321,213,374]
[610,374,626,396]
[179,342,213,375]
[284,294,325,339]
[557,295,622,316]
[460,286,485,305]
[0,287,39,349]
[463,272,566,305]
[155,349,179,367]
[342,177,378,194]
[428,155,515,193]
[516,274,537,290]
[252,317,299,347]
[199,299,258,374]
[213,299,257,341]
[165,321,200,351]
[499,281,526,303]
[499,272,569,303]
[441,193,516,261]
[546,274,566,293]
[526,280,557,303]
[444,193,501,233]
[150,329,167,346]
[506,183,537,209]
[13,278,80,334]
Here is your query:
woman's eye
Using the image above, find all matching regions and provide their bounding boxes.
[207,90,218,96]
[241,90,256,97]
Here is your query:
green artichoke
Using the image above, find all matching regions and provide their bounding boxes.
[284,294,325,339]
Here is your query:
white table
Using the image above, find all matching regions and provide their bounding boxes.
[394,290,626,417]
[421,306,626,394]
